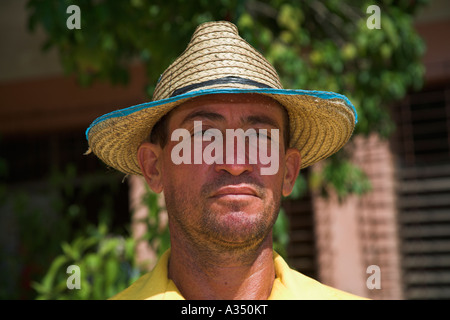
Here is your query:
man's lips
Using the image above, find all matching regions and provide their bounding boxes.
[210,185,259,198]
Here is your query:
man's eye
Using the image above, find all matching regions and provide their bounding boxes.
[254,130,271,141]
[256,129,281,146]
[192,130,214,137]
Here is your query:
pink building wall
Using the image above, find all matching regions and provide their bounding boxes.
[313,134,403,299]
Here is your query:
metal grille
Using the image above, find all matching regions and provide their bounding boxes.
[0,131,130,227]
[392,83,450,299]
[284,169,318,280]
[1,132,99,184]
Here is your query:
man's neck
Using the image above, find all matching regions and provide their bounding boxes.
[167,233,275,300]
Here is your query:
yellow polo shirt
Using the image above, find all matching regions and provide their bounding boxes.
[110,249,366,300]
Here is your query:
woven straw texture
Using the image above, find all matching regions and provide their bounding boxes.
[153,21,282,100]
[86,21,356,176]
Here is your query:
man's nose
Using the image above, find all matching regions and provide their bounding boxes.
[214,142,254,176]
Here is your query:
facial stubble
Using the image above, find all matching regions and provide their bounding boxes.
[164,175,282,255]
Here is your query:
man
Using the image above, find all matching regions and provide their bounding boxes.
[86,21,363,299]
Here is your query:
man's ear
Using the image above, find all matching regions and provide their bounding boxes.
[137,142,163,193]
[282,148,301,197]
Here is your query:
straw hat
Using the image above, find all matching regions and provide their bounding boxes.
[86,21,357,176]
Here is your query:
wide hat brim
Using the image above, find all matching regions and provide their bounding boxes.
[85,87,357,176]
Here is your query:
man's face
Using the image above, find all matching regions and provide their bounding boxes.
[139,93,300,251]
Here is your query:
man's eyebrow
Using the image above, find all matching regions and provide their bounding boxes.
[180,110,280,129]
[180,110,225,126]
[244,115,280,128]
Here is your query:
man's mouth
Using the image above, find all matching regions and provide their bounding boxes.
[211,185,259,199]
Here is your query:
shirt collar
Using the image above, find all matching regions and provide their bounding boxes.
[114,249,305,300]
[158,249,296,300]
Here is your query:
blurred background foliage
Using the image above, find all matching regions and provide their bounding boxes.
[13,0,427,299]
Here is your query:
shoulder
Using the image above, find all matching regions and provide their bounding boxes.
[109,250,180,300]
[285,268,368,300]
[108,272,155,300]
[272,252,368,300]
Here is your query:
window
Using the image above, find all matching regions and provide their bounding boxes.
[392,83,450,299]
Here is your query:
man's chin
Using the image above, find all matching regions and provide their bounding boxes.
[202,210,271,247]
